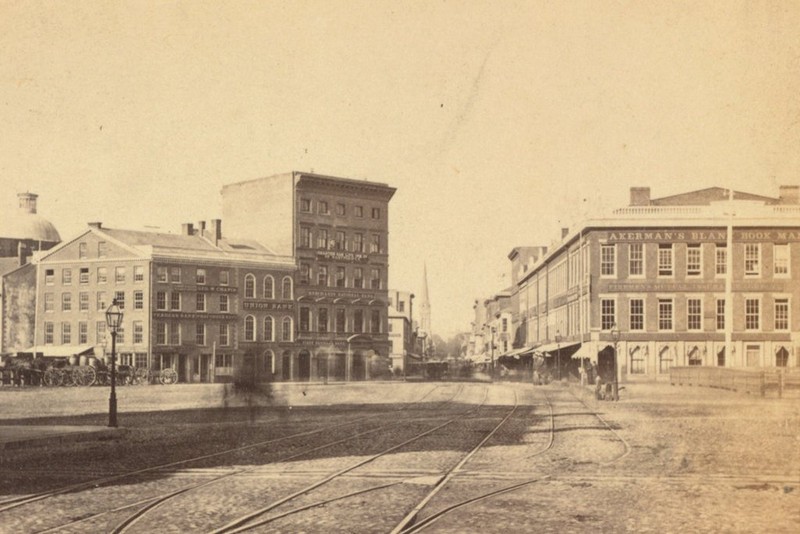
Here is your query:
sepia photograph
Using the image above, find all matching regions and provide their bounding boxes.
[0,1,798,532]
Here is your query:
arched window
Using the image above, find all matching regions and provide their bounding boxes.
[282,316,293,342]
[244,274,255,299]
[264,350,275,374]
[244,315,256,341]
[263,275,274,299]
[263,316,274,341]
[282,276,293,300]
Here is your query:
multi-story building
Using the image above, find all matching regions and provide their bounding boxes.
[388,289,415,373]
[28,221,295,382]
[515,185,800,381]
[222,171,396,381]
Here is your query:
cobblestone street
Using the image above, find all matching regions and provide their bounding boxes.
[0,381,797,533]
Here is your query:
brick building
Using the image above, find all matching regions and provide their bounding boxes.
[222,171,396,381]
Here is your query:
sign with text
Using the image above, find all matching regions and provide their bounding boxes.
[153,312,237,321]
[243,301,295,311]
[315,251,370,263]
[606,229,800,243]
[172,285,238,294]
[305,289,380,300]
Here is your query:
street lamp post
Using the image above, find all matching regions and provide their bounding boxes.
[105,299,124,428]
[610,323,620,401]
[490,326,496,381]
[555,330,562,382]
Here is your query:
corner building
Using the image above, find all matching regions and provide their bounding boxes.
[30,221,295,382]
[516,185,800,381]
[222,172,396,381]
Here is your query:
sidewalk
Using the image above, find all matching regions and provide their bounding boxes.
[0,425,126,451]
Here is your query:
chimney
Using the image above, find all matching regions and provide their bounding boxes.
[197,221,206,233]
[561,227,569,239]
[88,222,102,229]
[17,242,28,266]
[182,223,194,236]
[18,192,38,214]
[779,185,799,205]
[630,187,651,206]
[210,219,222,245]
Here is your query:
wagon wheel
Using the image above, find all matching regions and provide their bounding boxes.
[61,368,76,387]
[43,368,63,387]
[133,367,150,385]
[159,368,178,385]
[73,366,97,387]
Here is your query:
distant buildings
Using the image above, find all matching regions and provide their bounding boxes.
[387,289,414,373]
[472,185,800,380]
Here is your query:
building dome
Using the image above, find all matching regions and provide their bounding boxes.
[0,192,61,243]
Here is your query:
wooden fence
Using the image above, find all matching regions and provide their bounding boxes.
[669,366,800,398]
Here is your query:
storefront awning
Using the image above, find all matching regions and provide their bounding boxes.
[500,344,540,359]
[570,343,595,359]
[19,345,95,358]
[537,341,580,354]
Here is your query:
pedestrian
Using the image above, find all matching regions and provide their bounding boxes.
[595,374,603,400]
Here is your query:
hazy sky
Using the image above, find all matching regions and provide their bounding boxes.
[2,1,798,336]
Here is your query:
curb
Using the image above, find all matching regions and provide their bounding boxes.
[0,427,129,451]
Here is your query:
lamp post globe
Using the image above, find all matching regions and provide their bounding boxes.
[105,299,124,427]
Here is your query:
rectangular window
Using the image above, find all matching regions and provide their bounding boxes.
[299,307,310,332]
[133,321,143,344]
[335,230,346,250]
[370,234,381,254]
[97,291,106,311]
[398,301,405,312]
[774,244,789,276]
[371,268,380,290]
[196,323,206,345]
[300,198,311,212]
[300,226,311,248]
[354,309,364,333]
[156,291,167,311]
[336,266,346,287]
[686,245,702,277]
[219,294,229,313]
[629,243,644,276]
[196,268,206,284]
[600,299,615,330]
[318,308,329,333]
[371,207,381,219]
[355,205,363,217]
[318,200,329,214]
[600,244,615,276]
[169,322,180,345]
[299,263,310,284]
[62,268,72,285]
[317,228,329,249]
[774,299,789,331]
[78,242,87,259]
[79,321,88,344]
[115,291,125,310]
[98,242,107,258]
[61,322,71,344]
[116,325,124,344]
[629,298,644,331]
[744,244,760,277]
[115,266,126,283]
[687,298,702,331]
[353,267,363,289]
[354,233,364,253]
[133,290,144,310]
[156,267,168,283]
[170,292,180,311]
[371,310,381,333]
[336,308,346,333]
[45,269,54,285]
[502,318,508,332]
[134,265,144,282]
[44,322,54,344]
[219,324,229,346]
[156,322,167,345]
[97,267,108,284]
[336,203,346,216]
[97,321,106,344]
[715,244,727,276]
[215,353,232,368]
[80,268,89,284]
[745,298,760,330]
[170,267,181,283]
[62,293,72,312]
[79,292,89,311]
[220,270,229,286]
[716,299,725,331]
[658,298,673,331]
[317,265,328,286]
[658,244,673,277]
[44,293,54,312]
[196,293,206,312]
